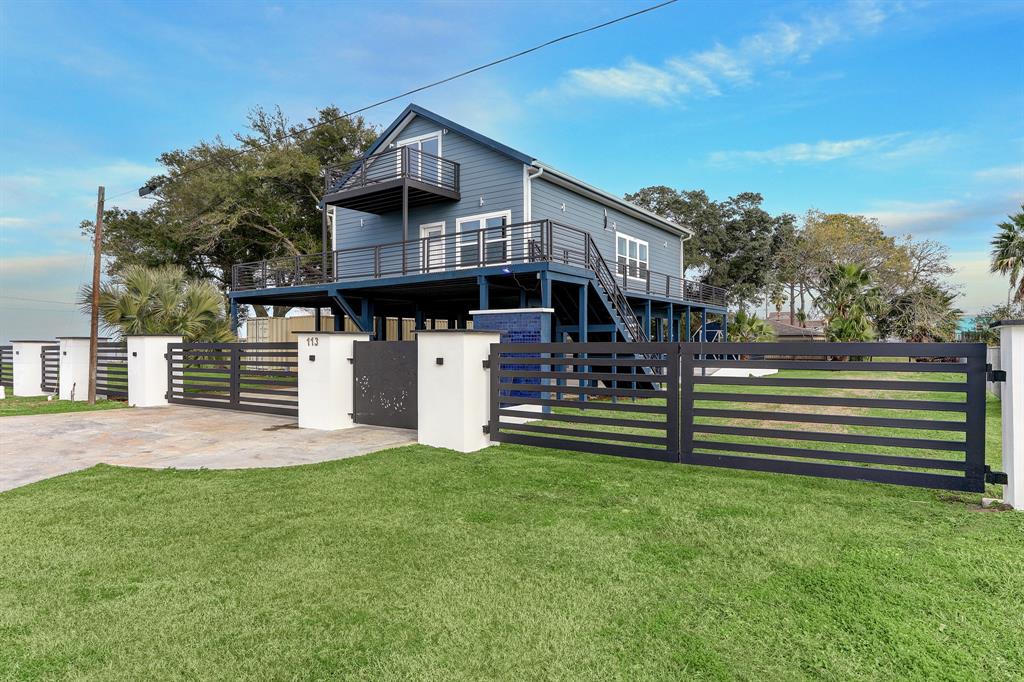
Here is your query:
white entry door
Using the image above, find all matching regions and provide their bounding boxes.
[420,222,445,271]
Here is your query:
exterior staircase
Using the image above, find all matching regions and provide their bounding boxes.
[578,233,650,344]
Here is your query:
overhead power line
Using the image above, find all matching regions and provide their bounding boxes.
[0,295,79,306]
[104,0,678,202]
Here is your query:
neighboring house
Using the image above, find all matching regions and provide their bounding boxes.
[766,318,826,342]
[230,104,728,343]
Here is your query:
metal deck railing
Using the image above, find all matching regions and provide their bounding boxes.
[231,219,728,309]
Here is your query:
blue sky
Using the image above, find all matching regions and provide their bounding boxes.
[1,0,1021,341]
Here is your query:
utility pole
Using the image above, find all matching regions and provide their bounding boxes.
[87,186,104,405]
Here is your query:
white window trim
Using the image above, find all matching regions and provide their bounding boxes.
[455,210,513,268]
[419,221,446,271]
[616,233,650,282]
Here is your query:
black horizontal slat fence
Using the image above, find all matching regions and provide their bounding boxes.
[489,342,679,462]
[96,342,128,398]
[166,342,298,417]
[0,346,12,389]
[40,344,59,393]
[489,341,991,492]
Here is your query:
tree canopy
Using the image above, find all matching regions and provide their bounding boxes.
[625,187,794,308]
[81,106,378,316]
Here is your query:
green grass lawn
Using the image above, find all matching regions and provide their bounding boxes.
[0,394,128,417]
[0,372,1020,680]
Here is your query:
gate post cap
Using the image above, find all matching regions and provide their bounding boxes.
[991,319,1024,328]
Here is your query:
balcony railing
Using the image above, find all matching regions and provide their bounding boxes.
[324,146,460,196]
[231,219,728,308]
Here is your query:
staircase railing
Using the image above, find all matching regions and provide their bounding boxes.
[577,227,649,343]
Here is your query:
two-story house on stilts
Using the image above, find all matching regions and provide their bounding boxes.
[229,104,728,344]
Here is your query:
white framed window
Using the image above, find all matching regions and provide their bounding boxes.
[397,131,442,183]
[419,221,446,272]
[455,210,512,268]
[616,234,649,281]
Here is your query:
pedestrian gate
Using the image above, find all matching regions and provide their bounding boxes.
[40,344,59,393]
[488,341,998,493]
[352,340,417,429]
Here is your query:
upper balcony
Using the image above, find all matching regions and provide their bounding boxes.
[323,146,460,214]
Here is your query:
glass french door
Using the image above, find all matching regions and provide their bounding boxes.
[420,222,446,272]
[398,134,441,184]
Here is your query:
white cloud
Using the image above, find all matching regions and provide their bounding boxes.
[974,165,1024,184]
[707,131,957,166]
[559,1,894,104]
[709,133,905,165]
[864,192,1023,234]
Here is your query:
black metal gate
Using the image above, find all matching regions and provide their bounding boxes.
[1,345,12,390]
[40,344,59,393]
[488,341,997,493]
[166,342,298,417]
[96,342,128,398]
[352,340,417,429]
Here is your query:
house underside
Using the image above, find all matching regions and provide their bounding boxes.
[230,258,728,343]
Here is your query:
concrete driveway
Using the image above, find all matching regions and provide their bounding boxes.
[0,405,416,492]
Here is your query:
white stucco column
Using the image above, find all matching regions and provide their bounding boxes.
[57,337,106,401]
[997,321,1024,510]
[11,340,51,397]
[127,335,183,407]
[295,331,371,430]
[417,330,502,453]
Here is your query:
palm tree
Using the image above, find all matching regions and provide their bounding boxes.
[991,205,1024,304]
[817,263,882,342]
[78,265,234,342]
[730,309,776,342]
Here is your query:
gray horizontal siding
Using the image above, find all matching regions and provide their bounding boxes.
[530,178,683,277]
[334,114,525,276]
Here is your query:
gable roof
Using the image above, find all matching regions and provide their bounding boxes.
[362,104,692,237]
[766,318,826,338]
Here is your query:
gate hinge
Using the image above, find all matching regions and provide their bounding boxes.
[481,359,490,369]
[985,468,1008,485]
[482,424,490,434]
[988,369,1006,383]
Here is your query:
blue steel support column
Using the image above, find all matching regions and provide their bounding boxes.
[667,303,674,342]
[578,283,588,402]
[644,299,652,339]
[334,311,343,331]
[414,307,425,330]
[685,305,691,342]
[700,308,709,377]
[519,289,527,308]
[314,307,322,332]
[229,298,239,337]
[540,271,552,308]
[722,311,729,342]
[477,275,489,310]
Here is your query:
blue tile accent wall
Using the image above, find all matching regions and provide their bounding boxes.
[473,310,550,400]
